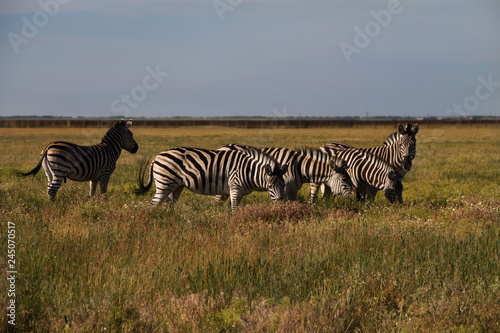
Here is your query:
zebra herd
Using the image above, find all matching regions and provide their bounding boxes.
[20,120,418,211]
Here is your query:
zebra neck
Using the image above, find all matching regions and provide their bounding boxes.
[253,165,268,189]
[97,140,122,159]
[361,146,397,166]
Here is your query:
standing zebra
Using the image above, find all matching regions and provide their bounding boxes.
[215,144,356,203]
[135,147,288,211]
[19,120,139,200]
[311,146,404,203]
[317,123,418,202]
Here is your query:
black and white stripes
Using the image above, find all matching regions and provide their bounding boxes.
[19,120,138,200]
[323,123,418,175]
[217,144,356,203]
[136,147,288,211]
[315,123,418,203]
[318,145,404,203]
[20,121,418,207]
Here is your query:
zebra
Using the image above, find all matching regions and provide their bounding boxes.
[19,120,139,200]
[311,146,404,203]
[316,123,418,202]
[215,144,356,203]
[324,123,418,174]
[135,147,288,211]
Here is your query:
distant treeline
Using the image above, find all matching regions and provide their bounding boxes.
[0,117,499,128]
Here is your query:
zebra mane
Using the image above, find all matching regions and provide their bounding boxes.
[237,148,280,171]
[295,146,347,169]
[101,120,129,142]
[224,143,260,150]
[383,132,400,146]
[295,146,329,162]
[361,149,403,178]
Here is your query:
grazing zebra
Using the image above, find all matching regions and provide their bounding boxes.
[19,120,138,200]
[323,123,418,175]
[312,146,404,203]
[215,144,356,203]
[135,147,288,211]
[316,123,418,202]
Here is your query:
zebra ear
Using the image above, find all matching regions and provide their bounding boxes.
[397,123,405,135]
[411,123,419,135]
[264,165,273,176]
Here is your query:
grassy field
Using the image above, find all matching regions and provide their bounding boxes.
[1,124,499,332]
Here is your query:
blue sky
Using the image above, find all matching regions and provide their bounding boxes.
[1,0,499,118]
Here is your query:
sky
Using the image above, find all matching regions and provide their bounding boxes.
[0,0,499,119]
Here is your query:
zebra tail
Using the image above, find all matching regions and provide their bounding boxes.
[18,146,48,177]
[135,159,154,195]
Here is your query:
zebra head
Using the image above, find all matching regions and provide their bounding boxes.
[327,157,356,198]
[107,120,139,154]
[383,169,404,204]
[393,123,418,172]
[263,163,288,201]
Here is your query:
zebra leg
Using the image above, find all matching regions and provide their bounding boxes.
[42,157,53,185]
[308,183,320,203]
[89,181,98,196]
[150,182,179,206]
[98,175,111,195]
[47,176,65,201]
[356,186,368,201]
[321,184,333,201]
[229,187,243,212]
[42,158,64,200]
[150,189,172,205]
[366,187,378,201]
[169,186,184,204]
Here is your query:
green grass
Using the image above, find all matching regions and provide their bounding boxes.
[1,125,499,332]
